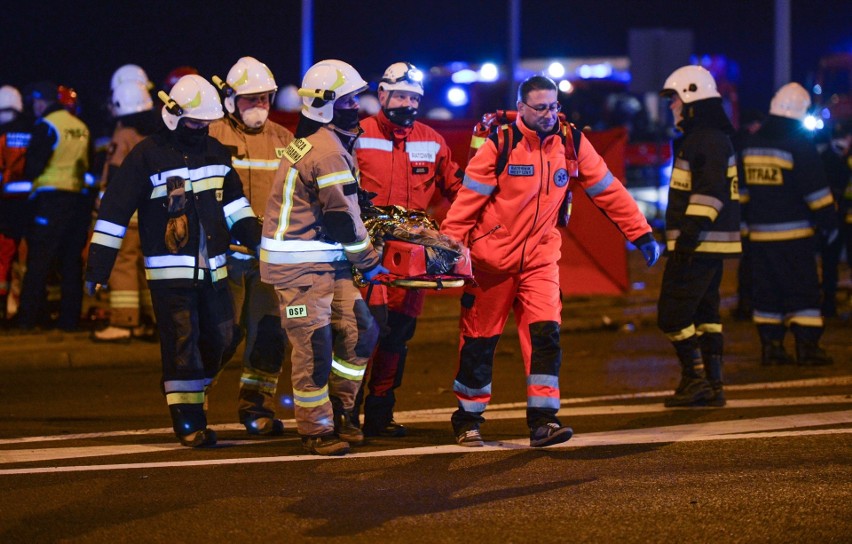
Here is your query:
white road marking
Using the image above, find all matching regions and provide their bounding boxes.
[0,375,849,446]
[0,410,849,476]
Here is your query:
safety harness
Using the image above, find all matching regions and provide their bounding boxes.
[469,110,582,226]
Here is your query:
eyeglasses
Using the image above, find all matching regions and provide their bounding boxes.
[522,101,562,114]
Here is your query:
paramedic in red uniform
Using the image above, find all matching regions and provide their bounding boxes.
[440,75,660,448]
[354,61,463,437]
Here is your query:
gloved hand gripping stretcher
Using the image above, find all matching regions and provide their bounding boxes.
[354,204,473,289]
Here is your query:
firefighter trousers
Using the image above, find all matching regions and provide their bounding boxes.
[657,256,724,344]
[150,279,235,437]
[359,284,425,426]
[274,269,378,437]
[108,223,152,327]
[227,255,288,424]
[452,264,563,432]
[751,238,823,344]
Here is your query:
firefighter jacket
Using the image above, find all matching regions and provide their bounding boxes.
[86,129,261,289]
[25,104,90,194]
[741,115,837,242]
[441,117,651,274]
[354,110,462,210]
[208,116,294,216]
[260,124,380,287]
[664,99,741,258]
[0,115,32,198]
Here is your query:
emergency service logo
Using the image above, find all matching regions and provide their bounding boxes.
[554,168,569,187]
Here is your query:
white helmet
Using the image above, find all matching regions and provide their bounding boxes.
[0,85,23,112]
[378,62,424,96]
[660,65,720,103]
[110,64,151,91]
[220,56,277,114]
[111,81,153,116]
[159,74,223,131]
[298,59,368,123]
[769,82,811,121]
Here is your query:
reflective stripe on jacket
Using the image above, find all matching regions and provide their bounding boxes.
[260,125,380,286]
[208,116,294,216]
[441,118,650,274]
[355,111,462,210]
[86,131,260,289]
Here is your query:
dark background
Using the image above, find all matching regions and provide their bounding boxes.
[1,0,849,127]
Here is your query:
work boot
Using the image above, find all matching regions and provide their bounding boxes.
[665,341,714,407]
[244,417,285,436]
[302,434,350,456]
[703,354,726,407]
[334,410,364,446]
[364,419,407,438]
[178,428,217,448]
[761,341,794,366]
[664,376,714,407]
[796,342,833,366]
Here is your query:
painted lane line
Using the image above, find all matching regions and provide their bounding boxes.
[0,410,849,476]
[399,395,852,423]
[0,392,849,446]
[395,375,852,416]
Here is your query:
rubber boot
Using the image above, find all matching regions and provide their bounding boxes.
[664,342,714,407]
[761,341,794,366]
[703,354,726,407]
[795,341,833,366]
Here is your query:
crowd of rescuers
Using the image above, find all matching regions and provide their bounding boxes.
[0,58,845,455]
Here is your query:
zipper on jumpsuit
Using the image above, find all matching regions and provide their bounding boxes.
[518,138,547,273]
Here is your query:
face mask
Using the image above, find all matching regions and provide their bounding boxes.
[174,122,209,148]
[332,108,360,131]
[384,106,419,127]
[0,111,14,124]
[240,107,268,129]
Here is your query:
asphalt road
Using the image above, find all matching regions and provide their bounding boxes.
[0,258,850,543]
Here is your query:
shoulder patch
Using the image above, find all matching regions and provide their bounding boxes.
[283,138,313,164]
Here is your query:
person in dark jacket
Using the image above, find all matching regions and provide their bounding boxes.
[85,75,261,447]
[741,83,837,366]
[658,66,741,408]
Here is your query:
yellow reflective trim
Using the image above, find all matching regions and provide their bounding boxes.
[695,240,742,253]
[342,237,370,254]
[182,91,202,110]
[166,391,205,405]
[317,170,355,188]
[786,315,823,328]
[744,155,793,170]
[273,168,298,240]
[753,315,782,325]
[293,385,329,408]
[191,177,224,193]
[470,136,486,150]
[666,324,696,342]
[807,194,834,210]
[696,323,723,334]
[685,204,719,220]
[749,228,814,242]
[234,69,249,88]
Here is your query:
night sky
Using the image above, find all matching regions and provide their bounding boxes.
[2,0,849,128]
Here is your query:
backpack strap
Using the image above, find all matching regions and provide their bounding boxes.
[495,124,513,177]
